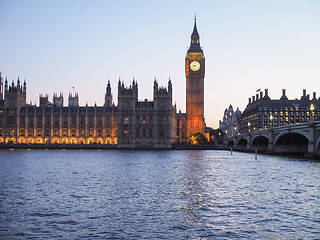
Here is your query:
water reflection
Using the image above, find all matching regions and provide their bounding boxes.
[0,150,320,239]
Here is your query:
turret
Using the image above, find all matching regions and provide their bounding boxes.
[3,78,26,110]
[0,72,3,100]
[17,77,20,89]
[104,80,113,107]
[68,92,79,107]
[153,78,158,96]
[53,92,64,106]
[263,88,270,100]
[4,78,8,92]
[39,94,49,106]
[168,78,172,96]
[23,80,26,93]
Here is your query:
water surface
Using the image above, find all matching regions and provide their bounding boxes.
[0,150,319,239]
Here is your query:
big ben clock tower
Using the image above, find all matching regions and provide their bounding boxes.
[186,17,205,139]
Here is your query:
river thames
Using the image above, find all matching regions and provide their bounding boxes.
[0,150,319,239]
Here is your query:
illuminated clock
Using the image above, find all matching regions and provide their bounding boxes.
[190,61,200,71]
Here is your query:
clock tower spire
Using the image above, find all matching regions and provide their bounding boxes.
[185,17,205,140]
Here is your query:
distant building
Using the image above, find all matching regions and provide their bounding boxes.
[0,18,208,147]
[240,89,320,133]
[219,105,241,137]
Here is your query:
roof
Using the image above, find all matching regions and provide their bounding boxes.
[187,18,203,53]
[19,105,118,114]
[241,98,320,117]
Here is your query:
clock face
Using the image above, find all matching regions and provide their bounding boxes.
[190,61,200,71]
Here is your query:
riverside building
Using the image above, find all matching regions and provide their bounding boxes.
[0,18,207,148]
[219,105,241,138]
[240,89,320,133]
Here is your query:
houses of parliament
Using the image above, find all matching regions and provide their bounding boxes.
[0,19,206,148]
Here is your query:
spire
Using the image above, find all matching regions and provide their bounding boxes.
[106,80,111,96]
[5,77,8,91]
[188,16,203,53]
[191,15,199,38]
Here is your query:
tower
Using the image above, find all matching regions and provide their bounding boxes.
[0,72,3,100]
[3,78,27,143]
[104,80,113,107]
[53,92,64,106]
[185,17,205,139]
[68,92,79,107]
[117,79,138,148]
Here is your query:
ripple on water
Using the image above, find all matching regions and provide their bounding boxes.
[1,150,320,239]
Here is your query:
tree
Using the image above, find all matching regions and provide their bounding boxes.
[190,132,208,145]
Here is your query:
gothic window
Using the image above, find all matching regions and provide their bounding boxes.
[44,129,50,137]
[124,117,129,125]
[123,101,129,109]
[159,129,164,137]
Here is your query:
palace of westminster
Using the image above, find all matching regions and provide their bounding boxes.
[1,19,319,148]
[0,19,206,148]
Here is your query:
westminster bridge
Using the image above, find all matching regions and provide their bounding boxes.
[225,120,320,158]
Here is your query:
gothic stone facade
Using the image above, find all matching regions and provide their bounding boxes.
[0,76,179,148]
[117,79,178,148]
[0,77,117,145]
[185,18,206,139]
[219,105,241,138]
[0,19,206,147]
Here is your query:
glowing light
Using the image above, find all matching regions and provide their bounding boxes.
[310,104,314,112]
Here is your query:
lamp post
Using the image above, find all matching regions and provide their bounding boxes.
[270,114,273,128]
[310,104,315,122]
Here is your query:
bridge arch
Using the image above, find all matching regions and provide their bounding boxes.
[251,135,269,152]
[274,132,309,154]
[274,130,309,145]
[227,140,235,148]
[237,138,248,150]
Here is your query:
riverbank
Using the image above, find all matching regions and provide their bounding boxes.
[0,143,218,150]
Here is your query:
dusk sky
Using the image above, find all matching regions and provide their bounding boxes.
[1,0,319,128]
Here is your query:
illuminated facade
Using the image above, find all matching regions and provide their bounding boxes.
[240,89,320,133]
[185,17,206,139]
[0,19,206,146]
[0,77,117,145]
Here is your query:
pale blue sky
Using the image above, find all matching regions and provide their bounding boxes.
[1,0,319,128]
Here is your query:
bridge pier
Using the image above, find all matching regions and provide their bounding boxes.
[247,134,251,151]
[268,128,274,154]
[306,122,317,158]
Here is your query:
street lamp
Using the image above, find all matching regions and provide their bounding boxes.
[310,104,315,122]
[270,114,274,128]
